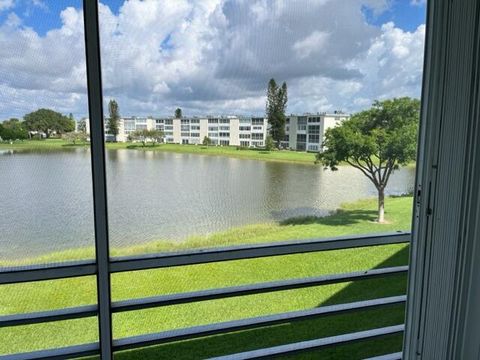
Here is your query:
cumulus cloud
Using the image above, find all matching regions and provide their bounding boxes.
[0,0,425,119]
[0,0,14,12]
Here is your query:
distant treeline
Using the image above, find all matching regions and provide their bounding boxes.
[0,109,77,140]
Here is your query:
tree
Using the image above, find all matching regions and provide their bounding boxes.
[265,135,274,151]
[107,99,120,142]
[266,78,288,147]
[316,97,420,223]
[62,131,88,145]
[147,129,164,145]
[174,108,182,119]
[77,118,87,133]
[202,136,212,146]
[129,129,164,147]
[0,118,28,140]
[24,109,74,138]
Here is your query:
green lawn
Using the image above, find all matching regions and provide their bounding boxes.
[0,196,413,358]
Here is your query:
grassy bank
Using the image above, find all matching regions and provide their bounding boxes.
[0,139,317,164]
[0,197,413,358]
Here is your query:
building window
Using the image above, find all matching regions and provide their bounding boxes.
[252,133,264,140]
[240,141,250,147]
[239,126,251,131]
[208,126,218,131]
[297,134,307,143]
[208,118,219,124]
[219,132,230,137]
[239,134,251,139]
[308,125,320,134]
[219,140,229,146]
[308,144,319,151]
[190,133,200,137]
[164,119,173,125]
[181,125,189,131]
[297,117,307,131]
[252,118,264,125]
[219,126,230,131]
[181,132,190,137]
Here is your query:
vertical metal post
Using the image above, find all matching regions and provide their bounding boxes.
[83,0,113,358]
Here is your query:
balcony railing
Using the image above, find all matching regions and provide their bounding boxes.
[0,231,410,359]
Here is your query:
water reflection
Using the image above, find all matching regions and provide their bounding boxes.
[0,149,415,259]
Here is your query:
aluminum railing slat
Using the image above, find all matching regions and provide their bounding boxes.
[0,305,98,328]
[0,260,97,285]
[206,325,405,360]
[110,232,410,273]
[0,232,409,285]
[0,342,99,360]
[112,266,408,312]
[113,295,406,351]
[363,351,403,360]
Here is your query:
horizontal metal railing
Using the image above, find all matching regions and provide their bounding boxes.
[0,232,410,359]
[207,325,405,360]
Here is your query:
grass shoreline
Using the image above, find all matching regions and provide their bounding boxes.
[0,196,413,267]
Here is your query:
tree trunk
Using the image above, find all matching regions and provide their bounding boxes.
[377,187,385,223]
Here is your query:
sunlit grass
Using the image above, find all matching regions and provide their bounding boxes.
[0,196,412,358]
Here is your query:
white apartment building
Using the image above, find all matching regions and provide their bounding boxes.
[282,112,349,152]
[82,112,349,151]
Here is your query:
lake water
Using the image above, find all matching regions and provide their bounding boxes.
[0,148,415,260]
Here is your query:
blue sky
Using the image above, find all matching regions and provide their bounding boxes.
[0,0,427,118]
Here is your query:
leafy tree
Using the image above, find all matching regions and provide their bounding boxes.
[62,131,88,145]
[24,109,74,138]
[107,99,120,142]
[77,118,87,133]
[175,108,182,119]
[129,129,164,147]
[265,135,274,151]
[0,118,28,140]
[266,78,288,147]
[316,97,420,223]
[202,136,212,146]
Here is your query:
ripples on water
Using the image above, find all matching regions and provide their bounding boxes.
[0,148,415,259]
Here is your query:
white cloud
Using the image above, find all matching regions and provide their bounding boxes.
[0,0,14,12]
[0,0,425,119]
[293,31,330,59]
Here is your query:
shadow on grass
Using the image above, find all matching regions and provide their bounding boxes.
[108,246,409,360]
[280,209,378,227]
